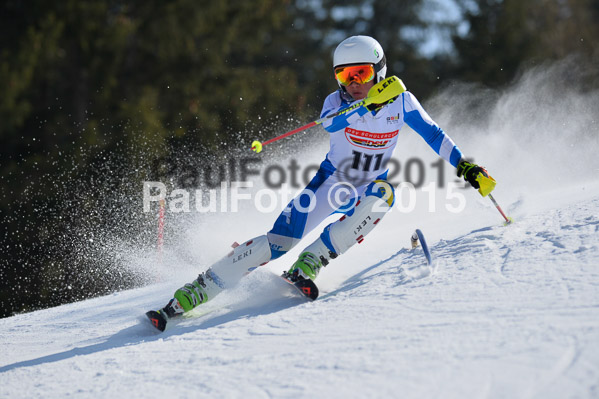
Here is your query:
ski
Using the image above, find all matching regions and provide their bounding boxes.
[145,304,224,332]
[145,297,186,331]
[281,273,319,300]
[146,309,169,332]
[145,273,319,332]
[410,228,432,265]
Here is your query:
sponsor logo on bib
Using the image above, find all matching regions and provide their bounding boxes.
[387,113,401,124]
[345,128,399,149]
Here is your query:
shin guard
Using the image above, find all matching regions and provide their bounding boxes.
[313,180,394,260]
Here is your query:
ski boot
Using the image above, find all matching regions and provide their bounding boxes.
[280,252,322,300]
[146,272,216,331]
[284,251,324,282]
[173,273,211,312]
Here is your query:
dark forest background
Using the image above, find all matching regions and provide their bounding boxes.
[1,0,598,318]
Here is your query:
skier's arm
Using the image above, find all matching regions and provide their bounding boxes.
[320,92,370,133]
[402,92,463,168]
[401,92,496,194]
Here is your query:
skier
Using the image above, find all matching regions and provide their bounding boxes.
[147,35,494,329]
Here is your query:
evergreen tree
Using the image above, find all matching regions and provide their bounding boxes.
[0,0,311,317]
[451,0,599,87]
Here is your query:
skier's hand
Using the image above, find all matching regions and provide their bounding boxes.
[457,160,496,196]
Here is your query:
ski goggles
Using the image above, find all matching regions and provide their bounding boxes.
[334,64,376,86]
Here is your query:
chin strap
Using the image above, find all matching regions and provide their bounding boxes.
[339,88,355,102]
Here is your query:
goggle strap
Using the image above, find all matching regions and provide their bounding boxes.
[374,54,386,75]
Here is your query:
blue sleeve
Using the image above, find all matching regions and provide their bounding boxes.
[320,91,369,133]
[402,92,463,167]
[322,107,370,133]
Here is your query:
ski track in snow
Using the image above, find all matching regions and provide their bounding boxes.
[2,184,599,398]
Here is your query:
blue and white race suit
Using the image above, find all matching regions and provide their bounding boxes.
[266,89,463,259]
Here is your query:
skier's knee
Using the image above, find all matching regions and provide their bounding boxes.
[266,233,298,260]
[364,179,395,207]
[323,179,394,256]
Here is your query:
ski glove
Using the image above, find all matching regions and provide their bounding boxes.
[457,160,496,197]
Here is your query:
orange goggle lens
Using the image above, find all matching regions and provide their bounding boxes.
[334,64,375,86]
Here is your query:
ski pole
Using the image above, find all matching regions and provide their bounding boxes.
[251,120,319,152]
[475,172,512,225]
[251,76,406,153]
[488,193,513,225]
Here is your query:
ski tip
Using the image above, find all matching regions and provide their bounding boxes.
[415,229,432,265]
[146,310,168,332]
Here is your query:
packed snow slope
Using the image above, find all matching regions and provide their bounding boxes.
[2,60,599,398]
[2,181,599,398]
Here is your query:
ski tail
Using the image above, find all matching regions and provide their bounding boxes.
[281,273,319,300]
[146,310,168,332]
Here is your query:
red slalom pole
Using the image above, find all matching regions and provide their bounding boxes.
[157,198,166,263]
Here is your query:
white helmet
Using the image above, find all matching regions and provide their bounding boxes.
[333,35,387,89]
